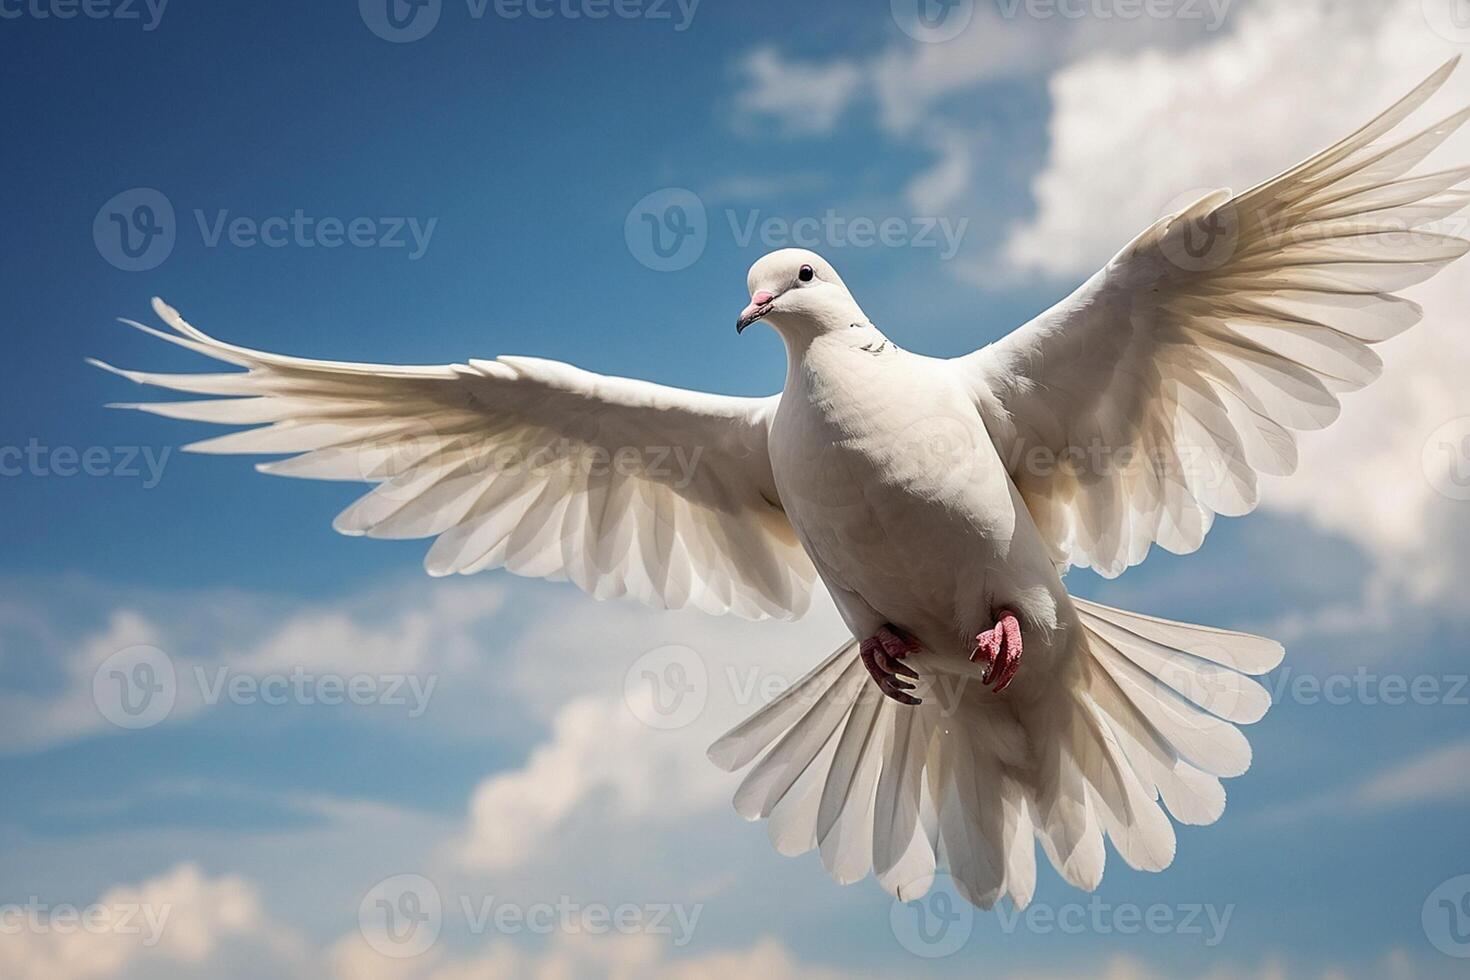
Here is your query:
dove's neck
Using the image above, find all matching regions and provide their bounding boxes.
[774,313,890,387]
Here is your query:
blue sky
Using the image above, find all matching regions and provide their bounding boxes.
[4,1,1470,977]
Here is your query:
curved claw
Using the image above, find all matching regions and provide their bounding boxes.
[971,610,1023,694]
[861,625,922,706]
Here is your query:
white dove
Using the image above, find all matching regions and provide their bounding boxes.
[95,60,1470,910]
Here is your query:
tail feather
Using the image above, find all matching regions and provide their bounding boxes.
[765,739,829,856]
[872,697,929,879]
[932,721,1008,908]
[1083,661,1228,827]
[708,636,855,771]
[817,685,886,885]
[999,778,1037,908]
[708,596,1282,910]
[730,655,867,819]
[1030,713,1107,892]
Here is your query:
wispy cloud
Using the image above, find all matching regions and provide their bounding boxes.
[1255,739,1470,826]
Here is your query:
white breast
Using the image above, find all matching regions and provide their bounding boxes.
[770,337,1063,655]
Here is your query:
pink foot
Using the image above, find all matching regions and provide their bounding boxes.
[972,610,1023,693]
[860,625,921,706]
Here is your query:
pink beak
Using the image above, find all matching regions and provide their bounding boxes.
[737,290,777,334]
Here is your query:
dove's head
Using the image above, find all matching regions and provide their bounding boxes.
[737,249,869,340]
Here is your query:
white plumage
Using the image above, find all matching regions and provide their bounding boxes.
[95,60,1469,911]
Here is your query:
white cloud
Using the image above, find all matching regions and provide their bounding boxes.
[0,608,166,752]
[1353,740,1470,808]
[455,590,846,873]
[1255,738,1470,825]
[0,860,865,980]
[328,932,861,980]
[904,126,976,214]
[0,856,1447,980]
[1003,950,1456,980]
[0,863,305,980]
[457,693,727,871]
[735,49,864,136]
[727,2,1237,241]
[0,578,514,753]
[736,3,1220,141]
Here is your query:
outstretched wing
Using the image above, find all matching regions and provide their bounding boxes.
[954,59,1470,577]
[95,299,816,619]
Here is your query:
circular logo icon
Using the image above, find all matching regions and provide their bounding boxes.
[1423,0,1470,44]
[94,188,176,273]
[1156,188,1239,274]
[358,873,443,958]
[347,419,446,505]
[891,0,974,43]
[92,645,177,730]
[623,644,707,730]
[1156,643,1252,726]
[1423,418,1470,502]
[625,188,707,272]
[909,415,976,481]
[889,873,973,958]
[1423,875,1470,958]
[360,0,442,43]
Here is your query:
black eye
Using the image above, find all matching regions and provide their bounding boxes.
[798,264,815,282]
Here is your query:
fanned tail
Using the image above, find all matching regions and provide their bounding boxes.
[708,597,1283,909]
